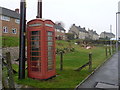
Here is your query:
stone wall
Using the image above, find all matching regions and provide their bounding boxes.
[2,47,27,63]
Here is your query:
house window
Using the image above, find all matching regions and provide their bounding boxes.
[15,19,20,24]
[56,29,60,32]
[61,30,65,33]
[12,28,17,34]
[1,15,10,21]
[3,26,8,33]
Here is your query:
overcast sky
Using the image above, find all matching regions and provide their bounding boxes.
[0,0,120,35]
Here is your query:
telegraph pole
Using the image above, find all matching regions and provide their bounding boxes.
[110,25,112,54]
[18,0,26,79]
[36,0,42,18]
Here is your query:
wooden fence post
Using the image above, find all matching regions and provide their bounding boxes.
[109,46,111,55]
[3,38,6,48]
[89,53,92,72]
[113,45,116,53]
[60,51,63,71]
[6,52,15,88]
[105,47,108,58]
[112,45,114,53]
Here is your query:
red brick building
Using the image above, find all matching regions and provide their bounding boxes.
[54,23,66,40]
[0,7,20,37]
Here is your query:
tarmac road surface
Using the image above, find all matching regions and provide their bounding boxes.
[77,51,119,89]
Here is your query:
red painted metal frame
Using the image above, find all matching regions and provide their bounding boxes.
[27,19,56,80]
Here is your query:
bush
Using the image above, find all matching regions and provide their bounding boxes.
[56,47,75,54]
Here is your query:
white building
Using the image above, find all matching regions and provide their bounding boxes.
[69,24,89,39]
[100,31,115,39]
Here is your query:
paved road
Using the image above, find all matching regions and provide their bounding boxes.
[77,51,119,89]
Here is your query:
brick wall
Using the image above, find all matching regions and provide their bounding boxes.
[55,29,66,40]
[1,17,19,37]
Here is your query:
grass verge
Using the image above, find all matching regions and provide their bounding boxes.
[13,41,111,88]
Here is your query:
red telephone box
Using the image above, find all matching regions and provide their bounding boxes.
[27,19,56,80]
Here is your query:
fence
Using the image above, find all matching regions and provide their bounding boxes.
[75,53,92,72]
[2,52,15,89]
[105,45,116,58]
[58,51,93,72]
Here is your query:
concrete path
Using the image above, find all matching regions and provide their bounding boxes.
[76,51,119,89]
[0,48,2,89]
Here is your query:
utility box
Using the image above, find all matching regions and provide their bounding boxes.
[27,19,56,80]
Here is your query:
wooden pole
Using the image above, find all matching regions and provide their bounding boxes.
[60,51,63,71]
[112,45,114,53]
[105,47,108,57]
[109,46,111,55]
[3,38,6,48]
[6,52,15,88]
[89,52,92,72]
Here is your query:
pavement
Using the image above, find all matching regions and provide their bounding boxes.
[0,48,2,89]
[76,51,119,89]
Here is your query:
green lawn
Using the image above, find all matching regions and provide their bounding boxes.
[13,40,111,88]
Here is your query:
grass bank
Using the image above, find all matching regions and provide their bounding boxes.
[2,36,19,47]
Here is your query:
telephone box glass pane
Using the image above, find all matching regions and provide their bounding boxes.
[31,68,39,72]
[48,65,53,70]
[48,37,53,41]
[31,41,39,46]
[48,42,53,46]
[48,56,53,60]
[31,57,40,61]
[48,32,53,36]
[31,46,40,51]
[31,36,40,40]
[48,47,53,51]
[31,52,40,56]
[31,62,41,67]
[48,62,53,65]
[31,31,40,35]
[31,41,40,51]
[48,52,53,56]
[47,31,54,70]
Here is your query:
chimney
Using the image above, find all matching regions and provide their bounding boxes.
[36,0,42,18]
[15,8,19,13]
[83,27,85,30]
[73,24,75,26]
[58,23,61,26]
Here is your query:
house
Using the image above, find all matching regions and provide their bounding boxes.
[88,29,99,40]
[0,7,20,37]
[54,23,66,40]
[68,24,89,39]
[100,31,115,39]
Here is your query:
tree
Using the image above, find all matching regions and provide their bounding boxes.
[55,21,65,28]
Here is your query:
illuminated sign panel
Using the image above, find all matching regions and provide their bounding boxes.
[45,24,53,27]
[29,23,42,27]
